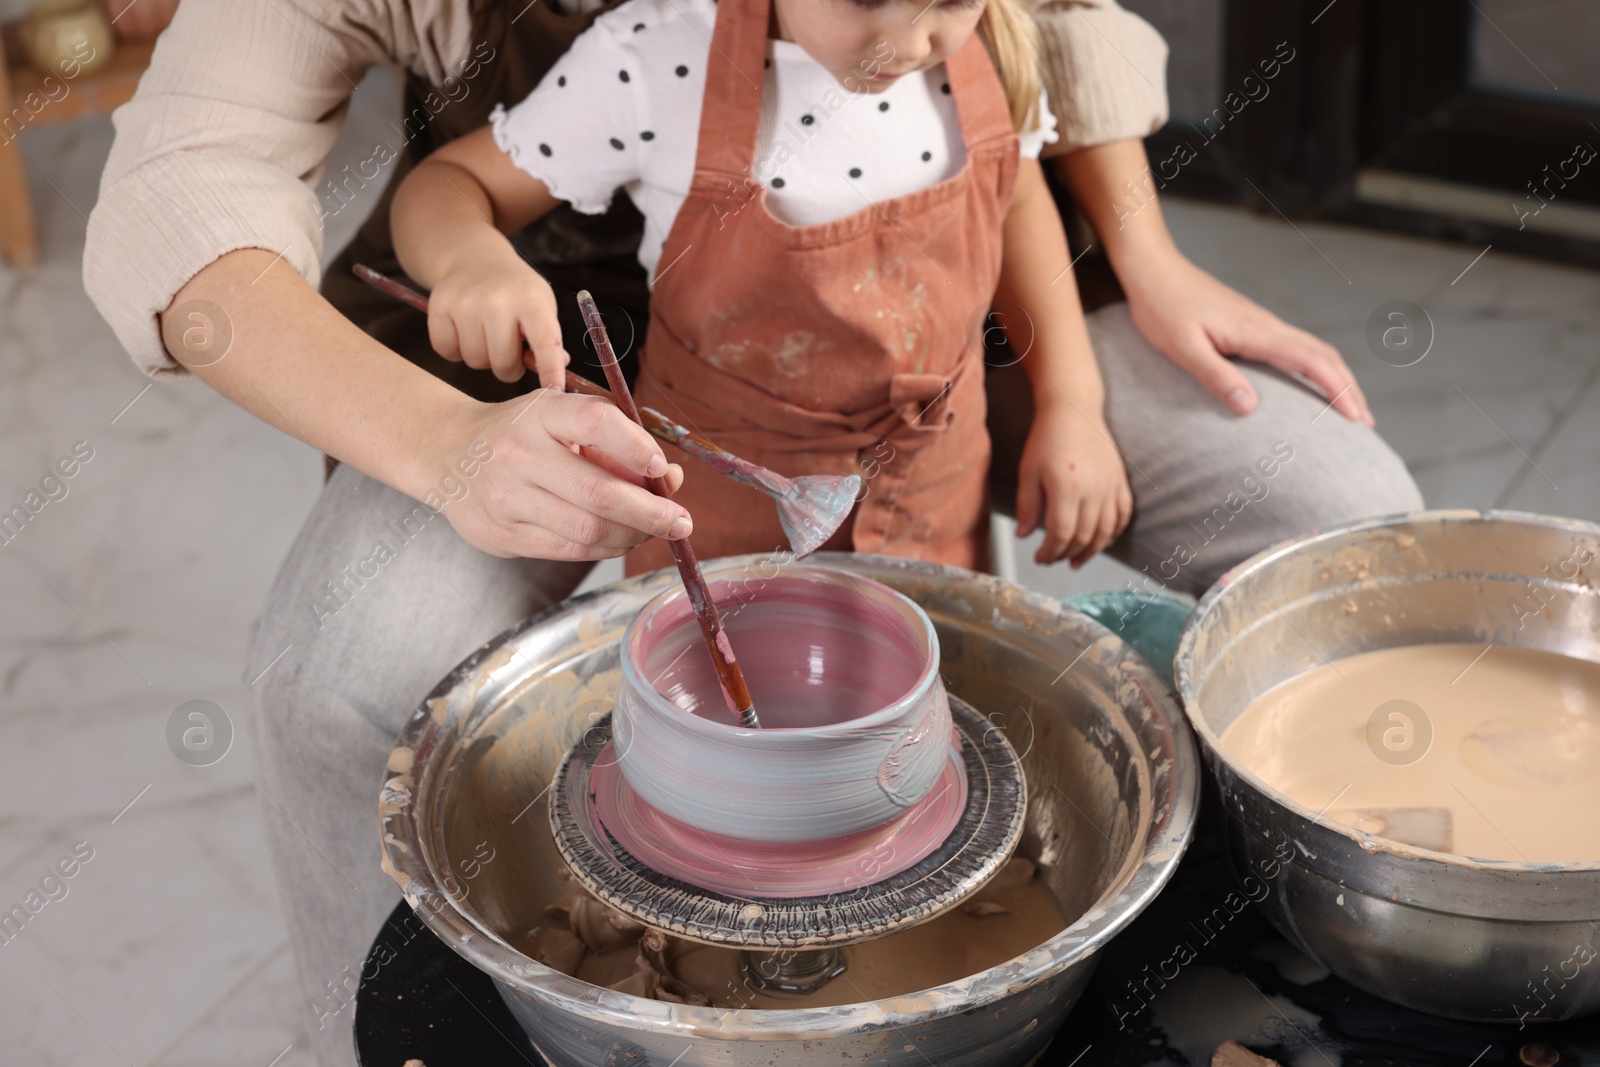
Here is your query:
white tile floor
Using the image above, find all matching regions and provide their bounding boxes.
[2,69,1598,1067]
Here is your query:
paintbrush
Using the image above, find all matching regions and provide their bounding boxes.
[576,291,760,729]
[610,400,858,559]
[351,265,858,558]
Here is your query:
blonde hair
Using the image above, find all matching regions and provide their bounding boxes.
[978,0,1042,133]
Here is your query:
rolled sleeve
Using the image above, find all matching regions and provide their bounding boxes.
[86,147,328,378]
[1028,0,1169,158]
[83,0,468,377]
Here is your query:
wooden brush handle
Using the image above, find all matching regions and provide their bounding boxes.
[575,291,760,729]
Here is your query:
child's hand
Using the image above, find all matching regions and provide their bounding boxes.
[1015,404,1133,568]
[426,247,572,388]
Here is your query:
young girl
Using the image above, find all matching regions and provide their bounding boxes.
[391,0,1133,575]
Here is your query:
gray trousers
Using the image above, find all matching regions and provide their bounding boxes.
[243,304,1422,1066]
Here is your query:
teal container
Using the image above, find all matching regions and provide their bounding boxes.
[1064,589,1193,689]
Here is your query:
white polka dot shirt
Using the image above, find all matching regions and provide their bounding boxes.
[490,0,1056,283]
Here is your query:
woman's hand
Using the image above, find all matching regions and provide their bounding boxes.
[426,246,572,388]
[1051,140,1374,427]
[1120,247,1374,427]
[434,390,691,560]
[1016,404,1133,568]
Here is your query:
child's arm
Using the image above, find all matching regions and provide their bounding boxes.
[1054,139,1372,426]
[391,127,570,388]
[992,159,1134,568]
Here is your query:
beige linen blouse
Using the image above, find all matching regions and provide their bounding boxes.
[83,0,1168,378]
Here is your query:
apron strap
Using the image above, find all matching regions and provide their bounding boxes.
[694,0,770,182]
[694,0,1018,182]
[943,31,1021,153]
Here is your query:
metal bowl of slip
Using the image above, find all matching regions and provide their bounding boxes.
[379,553,1198,1067]
[1175,509,1600,1023]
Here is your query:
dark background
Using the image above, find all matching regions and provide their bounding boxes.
[1123,0,1600,268]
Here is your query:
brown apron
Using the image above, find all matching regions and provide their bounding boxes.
[625,0,1019,575]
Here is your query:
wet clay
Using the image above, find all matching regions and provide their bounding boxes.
[525,858,1070,1008]
[1221,643,1600,862]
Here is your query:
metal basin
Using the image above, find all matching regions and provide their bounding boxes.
[379,553,1198,1066]
[1175,510,1600,1023]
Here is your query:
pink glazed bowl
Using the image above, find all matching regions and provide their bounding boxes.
[613,565,954,843]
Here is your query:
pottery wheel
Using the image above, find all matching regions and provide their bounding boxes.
[549,695,1025,949]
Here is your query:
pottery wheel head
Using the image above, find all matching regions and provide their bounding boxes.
[548,696,1026,949]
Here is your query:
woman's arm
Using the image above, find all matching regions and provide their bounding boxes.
[392,127,572,388]
[88,0,688,562]
[1025,1,1371,424]
[993,159,1133,567]
[1053,139,1374,426]
[167,250,690,561]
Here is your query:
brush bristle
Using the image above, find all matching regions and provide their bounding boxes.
[778,473,861,557]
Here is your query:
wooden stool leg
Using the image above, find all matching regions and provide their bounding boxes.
[0,131,39,268]
[0,41,40,269]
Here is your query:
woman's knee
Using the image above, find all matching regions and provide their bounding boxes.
[1240,424,1424,555]
[246,467,593,753]
[245,469,475,749]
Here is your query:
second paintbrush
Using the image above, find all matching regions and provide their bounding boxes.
[575,290,760,730]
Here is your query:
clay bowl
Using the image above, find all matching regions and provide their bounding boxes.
[615,566,951,842]
[1175,509,1600,1023]
[379,553,1198,1067]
